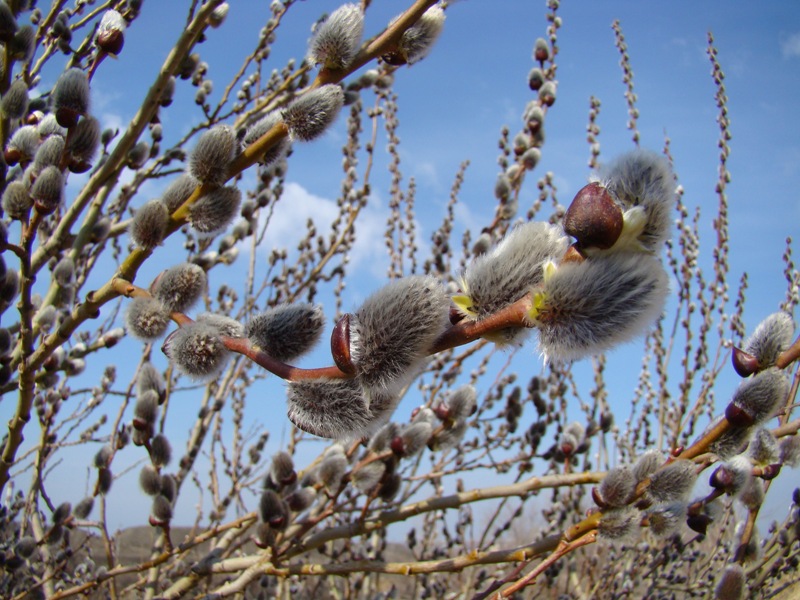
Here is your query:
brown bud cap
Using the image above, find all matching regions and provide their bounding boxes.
[96,29,123,55]
[725,401,756,428]
[331,313,356,374]
[758,463,781,480]
[732,346,759,377]
[564,182,624,250]
[686,512,712,535]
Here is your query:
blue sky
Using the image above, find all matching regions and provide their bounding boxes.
[6,1,800,531]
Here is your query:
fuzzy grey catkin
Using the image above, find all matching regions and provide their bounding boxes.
[162,173,199,213]
[308,3,364,70]
[646,459,697,504]
[38,114,67,139]
[0,2,17,42]
[282,84,344,141]
[53,68,91,128]
[7,124,38,162]
[444,385,477,421]
[151,494,173,522]
[287,377,373,439]
[93,445,112,469]
[189,125,237,185]
[189,185,241,235]
[164,322,230,380]
[599,465,636,508]
[137,362,165,401]
[97,466,113,495]
[10,25,34,62]
[2,180,31,219]
[53,256,75,287]
[32,136,65,175]
[350,275,450,393]
[130,199,169,249]
[596,149,674,252]
[779,435,800,467]
[399,422,432,457]
[2,79,29,119]
[317,447,348,491]
[393,5,445,65]
[370,422,400,453]
[66,115,101,163]
[269,451,296,488]
[159,474,176,503]
[351,461,385,493]
[152,262,206,314]
[730,367,789,426]
[149,434,172,467]
[73,497,94,519]
[125,296,170,341]
[31,165,64,213]
[632,449,663,482]
[458,222,568,344]
[52,501,72,524]
[139,465,162,496]
[242,111,291,166]
[747,428,779,465]
[598,506,640,541]
[715,564,745,600]
[258,489,289,529]
[246,304,325,362]
[647,502,686,538]
[536,252,668,361]
[196,312,244,338]
[743,312,794,367]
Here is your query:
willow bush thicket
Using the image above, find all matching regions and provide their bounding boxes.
[0,1,798,599]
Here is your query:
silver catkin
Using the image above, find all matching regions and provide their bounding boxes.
[188,185,241,235]
[282,85,344,142]
[189,125,237,185]
[287,377,372,439]
[152,262,207,314]
[743,312,794,368]
[246,304,325,362]
[307,3,364,70]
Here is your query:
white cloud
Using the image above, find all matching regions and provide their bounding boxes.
[780,32,800,58]
[261,181,389,278]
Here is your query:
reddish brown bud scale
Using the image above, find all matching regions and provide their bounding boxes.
[725,402,755,428]
[96,29,124,55]
[732,346,759,377]
[564,182,624,250]
[331,313,356,374]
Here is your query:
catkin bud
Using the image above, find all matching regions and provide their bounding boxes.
[53,256,75,287]
[30,165,64,214]
[246,304,325,362]
[163,322,230,380]
[32,135,66,173]
[598,465,636,508]
[388,5,445,65]
[282,84,344,141]
[241,111,291,166]
[152,262,207,314]
[52,501,72,524]
[38,114,67,139]
[189,185,241,235]
[779,435,800,468]
[269,451,296,488]
[647,502,686,538]
[308,3,364,70]
[14,537,37,559]
[598,506,639,541]
[134,389,159,426]
[527,67,545,91]
[287,378,373,439]
[93,445,112,468]
[742,312,794,368]
[715,564,745,600]
[137,362,165,403]
[349,275,450,392]
[162,173,199,213]
[597,150,674,252]
[538,81,556,106]
[53,68,91,128]
[533,37,550,62]
[6,124,38,164]
[710,455,752,497]
[10,25,34,62]
[456,222,568,345]
[151,495,173,523]
[73,497,94,519]
[139,465,162,495]
[65,115,101,164]
[130,200,169,249]
[149,434,172,468]
[747,428,779,466]
[398,422,432,457]
[125,296,170,341]
[286,487,316,512]
[536,253,669,361]
[318,447,348,491]
[2,180,31,219]
[196,313,244,338]
[646,459,697,504]
[2,79,29,119]
[209,3,229,28]
[97,466,113,495]
[96,9,125,55]
[258,489,289,530]
[159,474,176,503]
[727,367,789,427]
[352,461,385,493]
[189,125,237,185]
[0,2,17,43]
